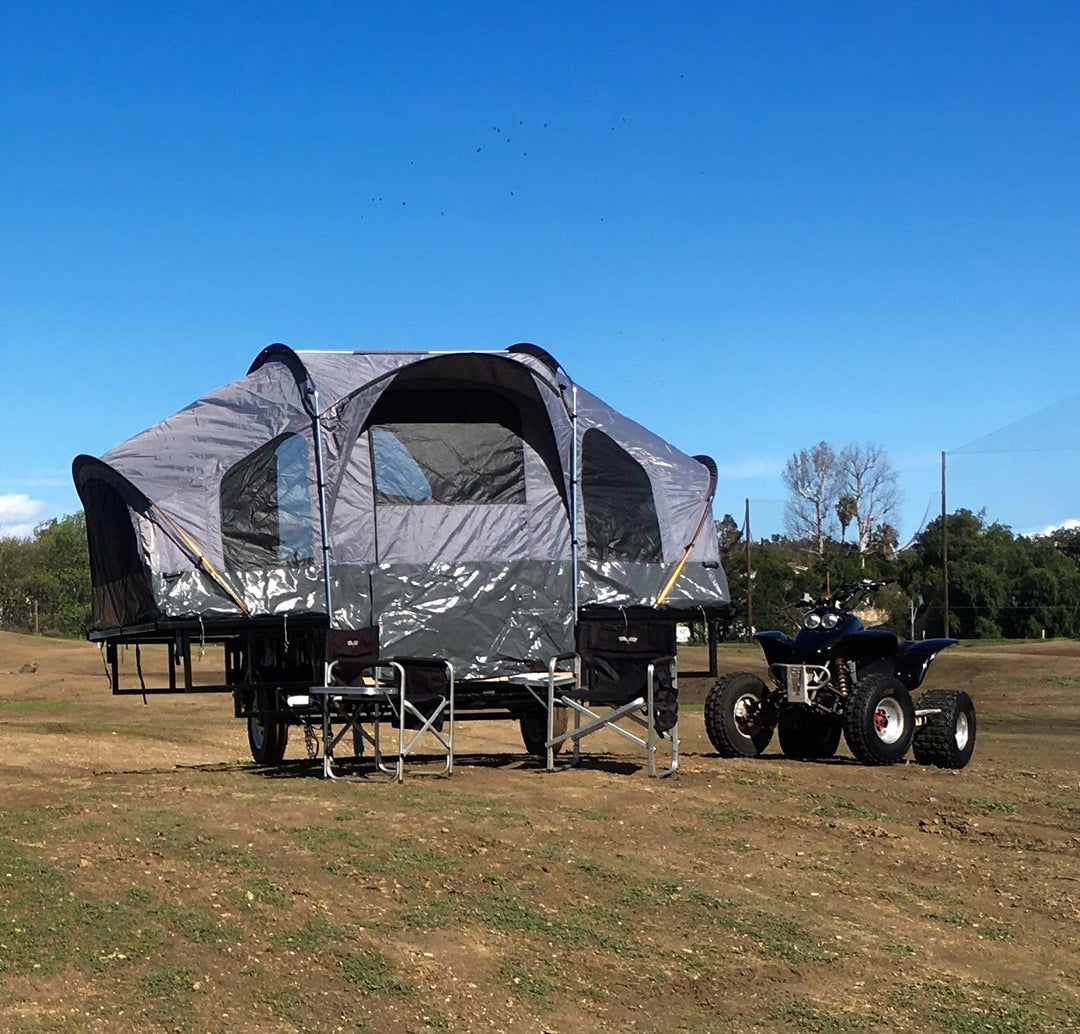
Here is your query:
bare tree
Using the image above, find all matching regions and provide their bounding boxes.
[782,442,841,554]
[838,443,901,562]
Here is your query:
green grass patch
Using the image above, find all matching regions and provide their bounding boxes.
[403,888,628,952]
[694,803,753,824]
[338,947,412,995]
[289,825,457,880]
[1,840,162,975]
[237,875,291,909]
[124,886,238,945]
[637,880,836,965]
[0,698,84,714]
[137,962,203,1027]
[0,803,78,837]
[890,980,1054,1034]
[443,793,531,826]
[965,797,1019,814]
[775,998,860,1033]
[495,956,557,1004]
[557,804,609,821]
[274,913,349,952]
[799,791,887,821]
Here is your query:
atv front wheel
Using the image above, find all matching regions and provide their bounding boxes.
[843,674,915,765]
[913,689,976,769]
[777,709,842,760]
[704,672,774,758]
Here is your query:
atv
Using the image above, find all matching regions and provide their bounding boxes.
[705,580,976,767]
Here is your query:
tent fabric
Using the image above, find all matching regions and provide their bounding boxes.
[74,345,730,678]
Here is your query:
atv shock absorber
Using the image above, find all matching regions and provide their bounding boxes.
[833,657,852,697]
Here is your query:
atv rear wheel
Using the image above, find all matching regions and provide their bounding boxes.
[777,709,842,760]
[843,674,915,765]
[704,672,774,758]
[913,689,976,769]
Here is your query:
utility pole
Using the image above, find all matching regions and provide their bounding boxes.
[744,498,753,637]
[941,451,950,638]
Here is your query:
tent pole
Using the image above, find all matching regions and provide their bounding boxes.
[306,385,334,624]
[570,384,579,620]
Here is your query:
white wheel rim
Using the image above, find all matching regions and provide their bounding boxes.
[734,693,759,738]
[874,697,906,745]
[954,711,970,750]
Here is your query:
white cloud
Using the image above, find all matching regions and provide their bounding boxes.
[1025,518,1080,539]
[0,494,50,539]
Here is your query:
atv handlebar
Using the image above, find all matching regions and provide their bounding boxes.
[797,579,887,610]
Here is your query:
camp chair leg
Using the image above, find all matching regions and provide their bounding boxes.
[645,658,678,778]
[313,658,454,782]
[538,653,678,777]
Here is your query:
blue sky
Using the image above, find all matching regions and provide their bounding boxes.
[2,1,1078,542]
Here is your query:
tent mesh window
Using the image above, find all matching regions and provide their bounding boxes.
[221,433,314,569]
[581,429,663,563]
[80,476,157,628]
[368,389,526,505]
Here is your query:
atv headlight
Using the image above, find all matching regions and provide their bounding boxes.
[803,612,822,630]
[821,611,840,629]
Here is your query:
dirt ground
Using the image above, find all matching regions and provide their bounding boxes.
[1,630,1078,1034]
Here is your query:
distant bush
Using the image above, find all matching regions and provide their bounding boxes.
[0,513,90,638]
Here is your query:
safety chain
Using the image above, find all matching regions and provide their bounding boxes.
[302,718,319,760]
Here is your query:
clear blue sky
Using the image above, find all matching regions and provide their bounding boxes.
[3,1,1078,543]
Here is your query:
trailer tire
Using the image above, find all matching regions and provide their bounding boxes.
[520,706,568,758]
[913,690,976,769]
[843,674,915,765]
[777,709,842,760]
[704,672,774,758]
[247,688,289,766]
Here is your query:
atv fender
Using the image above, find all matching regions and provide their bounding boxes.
[892,638,959,690]
[753,630,799,665]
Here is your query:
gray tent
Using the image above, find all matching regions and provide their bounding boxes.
[75,343,729,679]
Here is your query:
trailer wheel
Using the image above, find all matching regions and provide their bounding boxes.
[247,688,289,766]
[843,674,915,765]
[777,709,842,760]
[519,706,568,758]
[704,672,774,758]
[913,690,976,769]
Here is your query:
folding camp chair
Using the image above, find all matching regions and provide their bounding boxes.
[515,624,679,777]
[310,630,454,782]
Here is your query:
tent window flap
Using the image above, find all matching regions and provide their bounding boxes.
[369,389,526,506]
[221,433,314,569]
[582,429,663,564]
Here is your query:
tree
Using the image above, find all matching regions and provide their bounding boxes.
[782,442,840,555]
[0,513,91,637]
[837,443,901,564]
[870,522,899,561]
[715,514,743,556]
[836,494,857,543]
[1048,525,1080,561]
[898,507,1080,640]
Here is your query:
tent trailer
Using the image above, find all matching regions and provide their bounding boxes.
[74,343,731,773]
